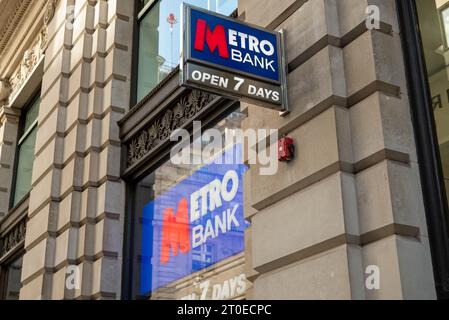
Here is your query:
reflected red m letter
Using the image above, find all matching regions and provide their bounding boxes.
[194,18,229,58]
[160,198,190,264]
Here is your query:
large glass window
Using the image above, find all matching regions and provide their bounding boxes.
[129,109,249,300]
[416,0,449,228]
[12,95,40,207]
[136,0,238,102]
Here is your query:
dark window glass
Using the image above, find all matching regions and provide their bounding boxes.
[2,256,23,300]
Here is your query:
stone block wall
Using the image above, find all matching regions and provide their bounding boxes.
[19,0,133,300]
[240,0,436,299]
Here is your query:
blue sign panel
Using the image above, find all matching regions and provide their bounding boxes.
[140,145,248,295]
[189,7,280,82]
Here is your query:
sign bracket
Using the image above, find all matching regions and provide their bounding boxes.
[180,4,289,115]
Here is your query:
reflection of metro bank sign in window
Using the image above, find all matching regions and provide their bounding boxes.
[182,5,288,111]
[140,145,247,295]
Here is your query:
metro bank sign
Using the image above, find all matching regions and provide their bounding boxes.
[182,5,288,112]
[140,145,247,295]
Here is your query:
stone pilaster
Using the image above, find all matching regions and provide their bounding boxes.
[20,0,133,300]
[0,104,20,220]
[241,0,436,299]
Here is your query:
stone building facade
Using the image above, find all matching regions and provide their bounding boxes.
[0,0,448,300]
[0,0,132,299]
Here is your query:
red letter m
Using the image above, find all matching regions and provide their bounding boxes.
[160,198,190,264]
[194,18,229,58]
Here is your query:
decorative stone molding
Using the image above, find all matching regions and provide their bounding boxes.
[40,0,60,52]
[127,90,216,167]
[7,28,47,103]
[0,0,58,57]
[43,0,60,26]
[0,79,11,103]
[1,0,60,104]
[0,218,26,259]
[0,0,33,55]
[0,105,20,127]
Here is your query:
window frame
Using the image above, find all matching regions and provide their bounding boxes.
[131,0,172,107]
[121,99,241,300]
[130,0,239,108]
[396,0,449,299]
[138,0,159,21]
[124,0,241,299]
[0,247,25,300]
[9,90,40,210]
[438,2,449,50]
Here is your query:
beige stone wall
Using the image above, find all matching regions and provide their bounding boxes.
[17,0,134,300]
[240,0,437,299]
[0,0,49,264]
[0,0,49,226]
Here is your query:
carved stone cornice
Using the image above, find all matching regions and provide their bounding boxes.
[0,218,26,260]
[0,0,58,57]
[0,0,33,56]
[126,90,216,168]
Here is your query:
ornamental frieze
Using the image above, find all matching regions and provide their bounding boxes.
[127,90,216,167]
[3,0,60,104]
[0,219,26,259]
[7,27,47,103]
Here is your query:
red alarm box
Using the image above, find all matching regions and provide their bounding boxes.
[278,136,294,162]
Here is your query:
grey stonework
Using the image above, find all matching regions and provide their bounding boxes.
[240,0,435,299]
